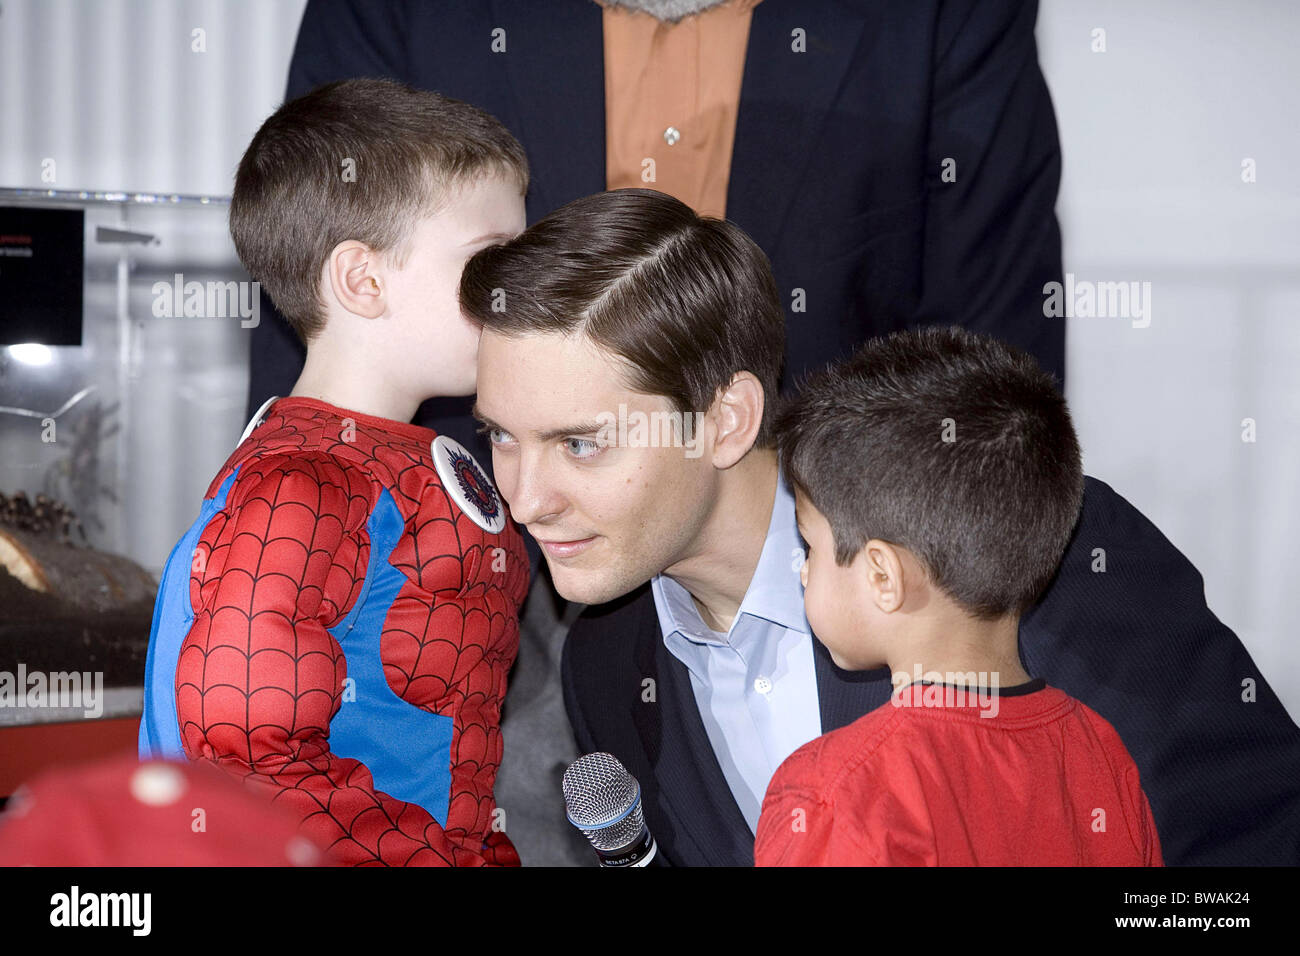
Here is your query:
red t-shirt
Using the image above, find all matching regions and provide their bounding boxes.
[755,679,1163,866]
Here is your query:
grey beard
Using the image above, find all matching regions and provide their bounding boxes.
[601,0,734,23]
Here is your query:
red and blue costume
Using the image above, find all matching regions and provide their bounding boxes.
[139,396,529,865]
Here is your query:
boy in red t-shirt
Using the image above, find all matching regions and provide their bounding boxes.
[754,327,1162,866]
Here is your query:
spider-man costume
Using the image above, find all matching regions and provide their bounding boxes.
[138,396,529,866]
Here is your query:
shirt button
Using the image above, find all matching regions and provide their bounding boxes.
[754,676,773,695]
[663,126,681,146]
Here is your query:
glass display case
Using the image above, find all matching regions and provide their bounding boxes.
[0,187,251,758]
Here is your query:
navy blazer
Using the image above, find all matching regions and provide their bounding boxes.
[249,0,1066,441]
[562,477,1300,866]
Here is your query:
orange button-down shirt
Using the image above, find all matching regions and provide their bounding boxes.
[598,0,762,219]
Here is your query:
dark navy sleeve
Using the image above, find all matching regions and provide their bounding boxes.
[1020,476,1300,865]
[913,0,1066,388]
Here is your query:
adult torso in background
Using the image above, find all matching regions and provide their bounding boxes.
[251,0,1066,434]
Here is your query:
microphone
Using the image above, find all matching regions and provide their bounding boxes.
[562,752,658,867]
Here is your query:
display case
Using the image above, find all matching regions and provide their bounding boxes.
[0,187,252,786]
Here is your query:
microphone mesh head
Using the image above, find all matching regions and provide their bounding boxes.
[562,752,647,852]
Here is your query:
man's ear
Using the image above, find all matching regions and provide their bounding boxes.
[707,371,765,469]
[862,539,909,614]
[327,240,386,319]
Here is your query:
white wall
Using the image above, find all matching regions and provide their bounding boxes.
[1038,0,1299,720]
[0,0,307,195]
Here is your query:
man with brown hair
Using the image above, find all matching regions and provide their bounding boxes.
[138,78,533,866]
[463,188,1300,866]
[462,188,785,612]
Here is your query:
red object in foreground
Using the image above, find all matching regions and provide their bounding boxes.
[0,749,333,866]
[0,716,140,797]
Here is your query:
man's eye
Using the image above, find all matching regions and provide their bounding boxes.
[565,437,601,459]
[478,424,514,445]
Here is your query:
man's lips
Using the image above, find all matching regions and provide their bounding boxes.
[535,535,598,559]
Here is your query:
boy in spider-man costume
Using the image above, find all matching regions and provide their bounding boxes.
[138,78,531,865]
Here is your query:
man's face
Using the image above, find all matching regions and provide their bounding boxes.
[474,329,718,604]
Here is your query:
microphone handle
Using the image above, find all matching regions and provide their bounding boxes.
[593,827,657,867]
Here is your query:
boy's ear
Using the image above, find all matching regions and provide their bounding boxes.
[327,240,386,319]
[862,539,908,614]
[707,371,765,469]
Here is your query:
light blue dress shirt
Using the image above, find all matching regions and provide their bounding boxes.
[650,466,822,833]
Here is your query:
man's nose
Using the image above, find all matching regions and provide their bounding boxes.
[495,446,564,526]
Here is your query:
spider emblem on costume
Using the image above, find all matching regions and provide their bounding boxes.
[432,435,506,534]
[451,448,499,520]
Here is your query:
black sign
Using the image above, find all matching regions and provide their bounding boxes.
[0,206,85,346]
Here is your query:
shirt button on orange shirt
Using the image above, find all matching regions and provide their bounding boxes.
[598,0,763,219]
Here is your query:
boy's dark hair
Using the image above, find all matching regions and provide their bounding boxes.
[777,327,1083,619]
[459,188,785,448]
[229,77,528,343]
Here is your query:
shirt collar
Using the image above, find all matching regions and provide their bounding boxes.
[594,0,764,14]
[652,462,809,642]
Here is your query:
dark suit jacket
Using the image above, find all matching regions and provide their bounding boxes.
[562,477,1300,866]
[249,0,1066,439]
